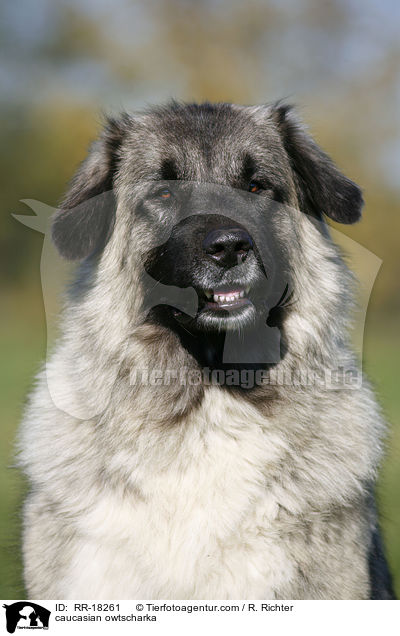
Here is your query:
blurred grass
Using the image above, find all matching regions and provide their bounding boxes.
[0,292,398,599]
[363,316,400,598]
[0,289,45,599]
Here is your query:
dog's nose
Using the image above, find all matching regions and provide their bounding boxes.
[202,227,253,267]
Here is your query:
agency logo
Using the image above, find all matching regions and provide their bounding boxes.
[2,603,50,633]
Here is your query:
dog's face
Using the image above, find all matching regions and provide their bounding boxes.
[138,180,294,332]
[52,102,363,338]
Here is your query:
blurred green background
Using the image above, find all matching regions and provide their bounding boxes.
[0,0,399,599]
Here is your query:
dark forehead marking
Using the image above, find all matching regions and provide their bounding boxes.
[160,158,178,180]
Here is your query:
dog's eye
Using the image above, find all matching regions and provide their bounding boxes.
[248,182,263,194]
[159,188,172,199]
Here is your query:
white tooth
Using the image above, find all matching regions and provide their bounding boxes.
[240,291,244,297]
[213,294,219,302]
[219,295,225,302]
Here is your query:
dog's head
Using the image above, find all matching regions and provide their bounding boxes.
[52,102,363,337]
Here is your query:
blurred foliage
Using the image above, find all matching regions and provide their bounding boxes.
[0,0,399,598]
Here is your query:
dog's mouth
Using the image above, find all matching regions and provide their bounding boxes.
[187,284,257,331]
[200,286,252,312]
[169,283,255,331]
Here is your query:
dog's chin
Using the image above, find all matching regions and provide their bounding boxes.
[194,302,256,332]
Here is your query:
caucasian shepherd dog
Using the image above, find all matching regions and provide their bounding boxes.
[18,101,395,599]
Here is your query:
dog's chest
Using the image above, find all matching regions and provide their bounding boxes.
[70,389,298,598]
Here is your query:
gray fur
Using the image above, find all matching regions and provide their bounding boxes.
[18,101,393,599]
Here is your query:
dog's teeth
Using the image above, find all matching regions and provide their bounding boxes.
[212,290,247,304]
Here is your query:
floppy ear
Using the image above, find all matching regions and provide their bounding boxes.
[272,104,363,224]
[52,115,129,260]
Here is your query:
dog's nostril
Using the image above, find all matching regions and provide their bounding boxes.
[208,242,226,256]
[202,228,253,267]
[236,240,252,254]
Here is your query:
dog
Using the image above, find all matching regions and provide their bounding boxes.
[18,101,395,599]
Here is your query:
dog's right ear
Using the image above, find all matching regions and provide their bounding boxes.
[52,115,129,260]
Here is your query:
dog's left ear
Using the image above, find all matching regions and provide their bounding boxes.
[52,114,129,260]
[272,103,363,224]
